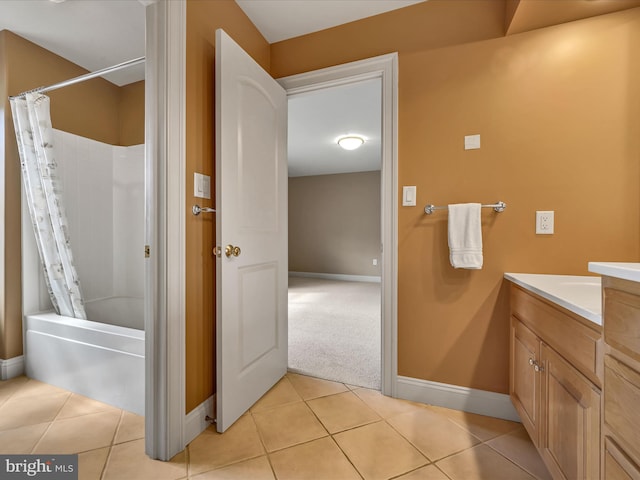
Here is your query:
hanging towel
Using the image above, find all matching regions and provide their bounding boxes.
[448,203,483,269]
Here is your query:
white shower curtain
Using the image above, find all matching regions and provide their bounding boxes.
[10,93,86,319]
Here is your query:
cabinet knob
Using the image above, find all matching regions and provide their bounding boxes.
[534,364,544,373]
[529,358,535,366]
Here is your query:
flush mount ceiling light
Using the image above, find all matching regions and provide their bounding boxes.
[337,135,365,151]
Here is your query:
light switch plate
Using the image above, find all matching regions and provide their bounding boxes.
[464,134,481,150]
[194,172,211,199]
[402,186,417,206]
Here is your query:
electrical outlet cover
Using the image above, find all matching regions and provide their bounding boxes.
[536,211,554,234]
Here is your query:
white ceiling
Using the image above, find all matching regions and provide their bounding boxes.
[0,0,145,87]
[236,0,425,43]
[288,78,382,177]
[0,0,420,176]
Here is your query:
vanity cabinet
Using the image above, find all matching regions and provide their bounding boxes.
[601,276,640,479]
[510,284,603,480]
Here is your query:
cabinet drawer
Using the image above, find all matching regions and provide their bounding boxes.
[511,285,602,386]
[605,354,640,465]
[604,287,640,365]
[605,437,640,480]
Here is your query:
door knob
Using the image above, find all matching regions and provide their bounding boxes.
[213,246,222,258]
[225,245,241,257]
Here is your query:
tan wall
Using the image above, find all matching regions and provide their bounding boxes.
[289,172,381,277]
[271,5,640,394]
[185,0,269,413]
[119,80,145,146]
[0,30,144,360]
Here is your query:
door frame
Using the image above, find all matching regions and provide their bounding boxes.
[144,0,186,461]
[278,54,399,396]
[147,3,398,454]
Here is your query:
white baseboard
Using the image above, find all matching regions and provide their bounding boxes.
[0,355,25,380]
[289,271,381,283]
[184,395,214,445]
[396,375,520,422]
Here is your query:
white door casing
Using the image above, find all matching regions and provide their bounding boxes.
[215,29,288,433]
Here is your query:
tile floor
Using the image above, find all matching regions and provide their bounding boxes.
[0,373,552,480]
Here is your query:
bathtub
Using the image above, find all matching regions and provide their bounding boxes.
[84,296,144,330]
[24,309,144,415]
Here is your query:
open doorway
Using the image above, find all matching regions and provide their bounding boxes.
[286,78,383,389]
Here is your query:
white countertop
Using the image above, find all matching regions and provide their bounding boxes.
[588,262,640,283]
[504,273,602,325]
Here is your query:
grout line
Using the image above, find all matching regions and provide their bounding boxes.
[111,410,126,446]
[99,445,113,480]
[484,439,548,479]
[327,434,365,480]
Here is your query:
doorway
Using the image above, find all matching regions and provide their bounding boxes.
[286,78,383,389]
[279,53,399,397]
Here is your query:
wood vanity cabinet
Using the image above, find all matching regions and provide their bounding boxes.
[509,284,603,480]
[601,276,640,479]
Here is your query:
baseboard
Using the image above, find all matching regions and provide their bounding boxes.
[184,395,214,445]
[0,355,25,380]
[289,271,381,283]
[396,375,520,422]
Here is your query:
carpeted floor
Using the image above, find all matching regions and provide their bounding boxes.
[288,276,381,389]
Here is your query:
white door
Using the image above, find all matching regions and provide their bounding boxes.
[215,29,288,433]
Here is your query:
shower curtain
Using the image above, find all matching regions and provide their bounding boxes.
[10,93,86,319]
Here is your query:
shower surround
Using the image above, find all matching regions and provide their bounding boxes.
[22,129,144,414]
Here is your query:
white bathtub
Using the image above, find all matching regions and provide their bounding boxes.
[25,310,144,415]
[84,296,144,330]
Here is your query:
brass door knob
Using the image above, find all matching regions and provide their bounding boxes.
[225,245,241,257]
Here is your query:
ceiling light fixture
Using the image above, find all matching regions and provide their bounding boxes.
[337,135,365,151]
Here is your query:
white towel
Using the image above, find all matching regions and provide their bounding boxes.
[448,203,483,269]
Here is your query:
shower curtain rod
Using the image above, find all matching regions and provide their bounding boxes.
[9,56,145,99]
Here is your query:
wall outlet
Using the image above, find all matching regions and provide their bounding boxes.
[372,259,378,266]
[536,211,554,234]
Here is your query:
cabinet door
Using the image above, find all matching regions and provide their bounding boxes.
[511,317,540,445]
[541,343,601,480]
[604,437,640,480]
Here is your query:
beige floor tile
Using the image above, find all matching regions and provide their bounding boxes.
[333,421,428,480]
[307,391,380,433]
[287,372,349,400]
[0,422,49,454]
[78,447,110,480]
[437,444,535,480]
[11,379,69,398]
[252,401,327,452]
[352,388,426,419]
[0,376,29,405]
[387,408,480,461]
[396,464,451,480]
[250,377,302,412]
[269,436,361,480]
[188,415,265,475]
[427,405,520,441]
[191,456,275,480]
[487,426,552,480]
[0,391,70,431]
[57,393,120,420]
[114,411,145,444]
[103,438,187,480]
[33,409,121,454]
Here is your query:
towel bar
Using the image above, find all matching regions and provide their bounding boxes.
[424,201,506,215]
